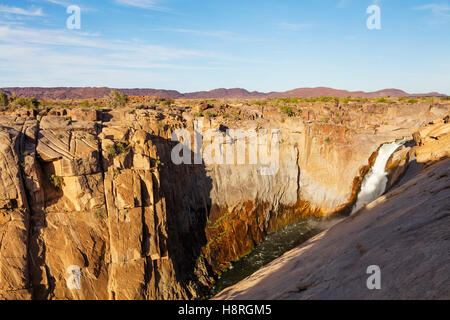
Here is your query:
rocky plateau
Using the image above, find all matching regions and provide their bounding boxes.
[0,95,448,300]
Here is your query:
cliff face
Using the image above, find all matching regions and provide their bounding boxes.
[0,101,448,300]
[214,122,450,300]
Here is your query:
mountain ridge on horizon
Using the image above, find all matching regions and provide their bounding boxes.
[1,86,447,100]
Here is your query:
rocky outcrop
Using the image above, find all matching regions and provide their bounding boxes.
[214,124,450,300]
[0,100,448,300]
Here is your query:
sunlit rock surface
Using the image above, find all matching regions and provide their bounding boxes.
[0,100,448,300]
[215,124,450,300]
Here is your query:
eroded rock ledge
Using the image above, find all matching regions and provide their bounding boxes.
[0,102,448,300]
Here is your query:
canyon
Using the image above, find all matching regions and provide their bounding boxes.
[0,96,449,300]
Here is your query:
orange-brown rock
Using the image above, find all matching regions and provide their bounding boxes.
[214,126,450,300]
[0,100,448,300]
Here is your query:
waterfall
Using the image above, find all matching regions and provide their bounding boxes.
[352,139,406,214]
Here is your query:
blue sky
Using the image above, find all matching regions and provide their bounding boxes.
[0,0,449,94]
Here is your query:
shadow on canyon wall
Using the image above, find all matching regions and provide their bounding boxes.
[150,134,214,295]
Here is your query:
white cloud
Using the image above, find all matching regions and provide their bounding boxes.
[0,5,44,16]
[337,0,351,8]
[277,22,310,31]
[44,0,71,6]
[43,0,97,12]
[0,25,232,87]
[115,0,166,10]
[155,28,253,41]
[413,3,450,17]
[157,28,232,37]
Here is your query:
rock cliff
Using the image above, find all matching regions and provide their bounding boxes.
[0,99,448,300]
[215,121,450,300]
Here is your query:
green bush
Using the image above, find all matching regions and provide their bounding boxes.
[280,105,294,117]
[160,99,175,107]
[407,98,418,104]
[203,110,217,119]
[104,90,128,108]
[0,91,8,107]
[319,116,329,123]
[80,100,91,108]
[11,97,40,110]
[375,97,390,103]
[276,98,302,104]
[94,208,106,220]
[49,174,62,189]
[105,142,128,158]
[318,96,334,103]
[251,100,268,106]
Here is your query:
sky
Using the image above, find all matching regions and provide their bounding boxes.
[0,0,449,94]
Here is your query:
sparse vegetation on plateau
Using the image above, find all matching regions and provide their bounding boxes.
[80,100,91,108]
[375,97,391,103]
[10,97,40,110]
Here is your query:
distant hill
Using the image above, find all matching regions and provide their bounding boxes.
[1,86,446,100]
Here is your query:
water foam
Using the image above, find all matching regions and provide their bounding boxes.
[352,139,406,214]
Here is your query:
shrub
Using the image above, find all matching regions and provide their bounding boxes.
[11,97,40,110]
[105,142,128,158]
[407,98,418,104]
[375,97,390,103]
[319,116,329,123]
[318,96,334,103]
[251,100,267,106]
[280,105,294,117]
[94,208,106,220]
[325,137,331,144]
[276,98,301,104]
[103,90,128,108]
[49,174,62,189]
[160,99,175,107]
[203,110,217,119]
[0,91,8,107]
[80,100,91,108]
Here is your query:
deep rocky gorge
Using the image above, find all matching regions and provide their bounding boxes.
[0,99,449,300]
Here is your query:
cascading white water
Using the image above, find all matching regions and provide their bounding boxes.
[352,139,406,214]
